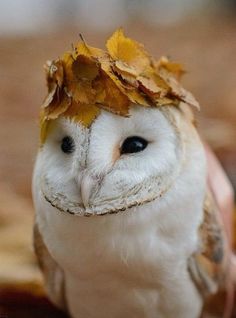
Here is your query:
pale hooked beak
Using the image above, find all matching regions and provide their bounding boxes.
[80,172,98,208]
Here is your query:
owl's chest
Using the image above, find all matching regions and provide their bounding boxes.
[39,200,202,318]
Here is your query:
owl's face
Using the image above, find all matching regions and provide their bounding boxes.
[35,105,199,216]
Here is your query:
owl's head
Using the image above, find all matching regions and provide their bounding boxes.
[34,103,205,216]
[33,29,205,216]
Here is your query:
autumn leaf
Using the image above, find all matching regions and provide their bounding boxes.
[74,41,105,60]
[63,52,97,104]
[156,56,185,79]
[160,68,200,109]
[40,115,52,145]
[72,55,99,81]
[106,28,150,73]
[64,101,101,127]
[40,91,71,145]
[100,59,149,107]
[42,85,57,109]
[44,59,64,90]
[94,71,130,116]
[137,77,162,98]
[44,90,71,120]
[42,59,64,109]
[113,60,139,77]
[62,52,76,96]
[111,60,139,86]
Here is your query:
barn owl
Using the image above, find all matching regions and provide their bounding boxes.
[32,29,231,318]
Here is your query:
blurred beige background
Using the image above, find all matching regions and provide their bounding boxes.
[0,0,235,316]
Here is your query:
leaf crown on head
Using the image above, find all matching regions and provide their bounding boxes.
[40,28,199,144]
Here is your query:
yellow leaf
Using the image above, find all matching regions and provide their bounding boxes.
[113,60,139,76]
[44,91,71,120]
[156,56,185,79]
[100,60,149,106]
[62,52,76,94]
[94,72,130,116]
[155,97,178,106]
[44,59,64,90]
[42,59,65,109]
[40,92,71,144]
[137,71,170,103]
[106,28,150,73]
[111,61,138,86]
[39,114,52,145]
[124,89,149,106]
[74,82,96,104]
[137,76,162,95]
[64,101,101,127]
[74,42,105,60]
[63,52,97,104]
[160,69,200,109]
[42,84,57,108]
[72,55,99,81]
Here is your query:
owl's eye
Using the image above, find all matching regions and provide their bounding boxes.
[61,136,75,154]
[120,136,148,155]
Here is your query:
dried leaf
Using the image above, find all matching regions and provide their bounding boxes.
[44,91,71,120]
[160,69,200,109]
[138,76,162,95]
[42,59,65,109]
[136,69,170,104]
[106,28,150,73]
[74,41,105,60]
[72,55,99,81]
[101,60,149,106]
[45,59,64,90]
[156,56,185,79]
[64,101,101,127]
[62,52,76,95]
[40,115,51,145]
[42,85,57,108]
[124,89,150,106]
[114,60,139,77]
[94,72,130,116]
[63,52,96,104]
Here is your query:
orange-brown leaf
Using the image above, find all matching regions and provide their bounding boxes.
[156,56,185,79]
[160,69,200,109]
[44,91,71,120]
[72,55,99,81]
[74,41,105,60]
[63,53,97,104]
[42,84,57,108]
[64,101,101,127]
[42,59,65,109]
[94,72,130,116]
[44,59,64,90]
[40,114,52,145]
[106,28,150,73]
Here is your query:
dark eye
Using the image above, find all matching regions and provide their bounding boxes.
[61,136,75,154]
[120,136,148,155]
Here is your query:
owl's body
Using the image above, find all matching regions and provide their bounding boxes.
[32,105,229,318]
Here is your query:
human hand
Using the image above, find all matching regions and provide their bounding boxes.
[204,144,235,317]
[205,144,234,245]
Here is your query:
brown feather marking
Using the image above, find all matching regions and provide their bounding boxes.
[33,223,67,311]
[188,190,232,317]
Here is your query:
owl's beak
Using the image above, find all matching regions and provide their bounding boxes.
[80,173,97,208]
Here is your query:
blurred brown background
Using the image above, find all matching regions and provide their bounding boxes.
[0,0,235,317]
